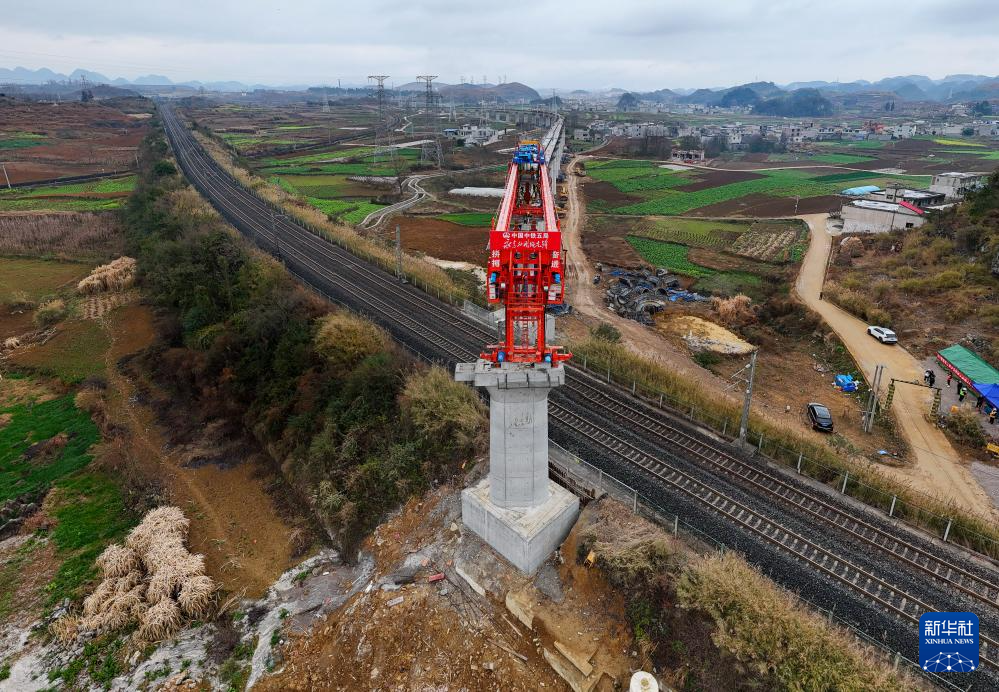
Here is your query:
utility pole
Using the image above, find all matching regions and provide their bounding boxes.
[739,350,758,444]
[395,224,403,281]
[863,364,886,433]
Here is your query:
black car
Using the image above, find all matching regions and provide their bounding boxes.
[806,403,834,432]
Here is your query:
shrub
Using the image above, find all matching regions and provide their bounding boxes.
[943,407,987,447]
[313,312,388,372]
[400,367,486,469]
[591,322,622,343]
[5,290,36,311]
[34,298,68,327]
[711,295,755,327]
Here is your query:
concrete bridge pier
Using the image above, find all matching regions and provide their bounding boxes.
[455,360,579,574]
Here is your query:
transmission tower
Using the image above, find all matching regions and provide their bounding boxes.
[368,75,395,168]
[416,75,444,168]
[368,75,389,120]
[321,87,331,113]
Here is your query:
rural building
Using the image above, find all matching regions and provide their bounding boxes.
[929,172,986,199]
[866,187,945,208]
[840,199,927,234]
[671,149,705,162]
[444,124,498,146]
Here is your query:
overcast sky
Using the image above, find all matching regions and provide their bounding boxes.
[0,0,996,90]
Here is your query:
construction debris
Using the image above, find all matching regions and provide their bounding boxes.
[604,267,706,325]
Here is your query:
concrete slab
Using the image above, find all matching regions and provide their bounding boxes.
[462,477,579,574]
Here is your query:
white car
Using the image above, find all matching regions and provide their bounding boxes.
[867,326,897,344]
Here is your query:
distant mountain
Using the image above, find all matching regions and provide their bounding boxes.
[402,81,540,104]
[753,88,834,116]
[720,86,761,107]
[890,81,927,101]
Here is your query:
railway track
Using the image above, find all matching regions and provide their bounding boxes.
[160,104,999,685]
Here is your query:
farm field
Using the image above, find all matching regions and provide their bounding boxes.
[436,211,493,227]
[257,146,420,176]
[183,101,381,155]
[586,159,927,217]
[0,175,136,212]
[0,98,151,184]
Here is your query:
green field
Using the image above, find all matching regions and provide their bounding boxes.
[938,149,999,160]
[0,132,46,150]
[586,159,694,193]
[0,395,100,503]
[305,197,384,225]
[625,238,716,278]
[0,258,91,301]
[607,168,927,216]
[627,217,751,249]
[13,320,110,383]
[810,153,876,165]
[437,212,493,227]
[814,139,888,149]
[625,236,763,295]
[0,176,136,212]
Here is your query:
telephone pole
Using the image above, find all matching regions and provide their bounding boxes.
[738,350,758,444]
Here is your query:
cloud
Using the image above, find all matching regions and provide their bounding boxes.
[0,0,996,89]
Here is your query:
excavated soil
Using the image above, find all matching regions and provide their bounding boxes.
[675,169,764,191]
[583,180,640,206]
[396,216,489,264]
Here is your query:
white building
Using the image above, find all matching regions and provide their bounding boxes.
[929,172,986,199]
[841,199,928,234]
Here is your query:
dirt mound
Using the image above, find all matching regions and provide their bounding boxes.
[659,314,754,355]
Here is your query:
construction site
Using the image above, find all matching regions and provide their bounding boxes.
[2,13,999,686]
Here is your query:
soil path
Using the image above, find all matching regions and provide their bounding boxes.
[100,305,294,597]
[795,213,996,516]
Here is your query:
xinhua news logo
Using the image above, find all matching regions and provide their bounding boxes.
[920,612,979,672]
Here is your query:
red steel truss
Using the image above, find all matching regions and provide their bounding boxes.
[482,140,570,365]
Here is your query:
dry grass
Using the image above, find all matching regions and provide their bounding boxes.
[711,294,755,327]
[313,312,389,371]
[194,130,470,302]
[677,552,911,691]
[34,298,68,327]
[54,505,216,643]
[77,256,137,294]
[0,212,123,259]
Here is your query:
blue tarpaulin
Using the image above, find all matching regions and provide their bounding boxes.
[835,374,858,392]
[974,382,999,410]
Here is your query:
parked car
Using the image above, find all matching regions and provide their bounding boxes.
[867,326,897,344]
[806,403,834,432]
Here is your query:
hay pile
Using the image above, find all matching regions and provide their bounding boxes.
[77,256,137,294]
[53,506,216,643]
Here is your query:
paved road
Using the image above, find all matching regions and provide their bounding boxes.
[795,213,995,516]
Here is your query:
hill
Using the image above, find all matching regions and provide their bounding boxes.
[752,88,834,116]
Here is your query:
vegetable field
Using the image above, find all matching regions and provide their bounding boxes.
[437,212,493,227]
[0,176,136,212]
[628,218,750,249]
[625,238,716,278]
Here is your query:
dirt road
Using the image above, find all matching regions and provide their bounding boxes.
[795,213,995,515]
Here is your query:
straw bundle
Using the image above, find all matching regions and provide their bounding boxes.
[2,337,19,350]
[178,575,216,619]
[66,505,216,643]
[82,578,115,617]
[96,544,140,580]
[77,256,137,295]
[137,599,183,643]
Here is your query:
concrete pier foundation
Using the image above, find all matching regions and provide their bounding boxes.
[455,360,579,574]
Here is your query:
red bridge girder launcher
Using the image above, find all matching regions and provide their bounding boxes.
[483,140,571,365]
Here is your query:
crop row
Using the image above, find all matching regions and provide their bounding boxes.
[304,197,385,225]
[625,237,716,277]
